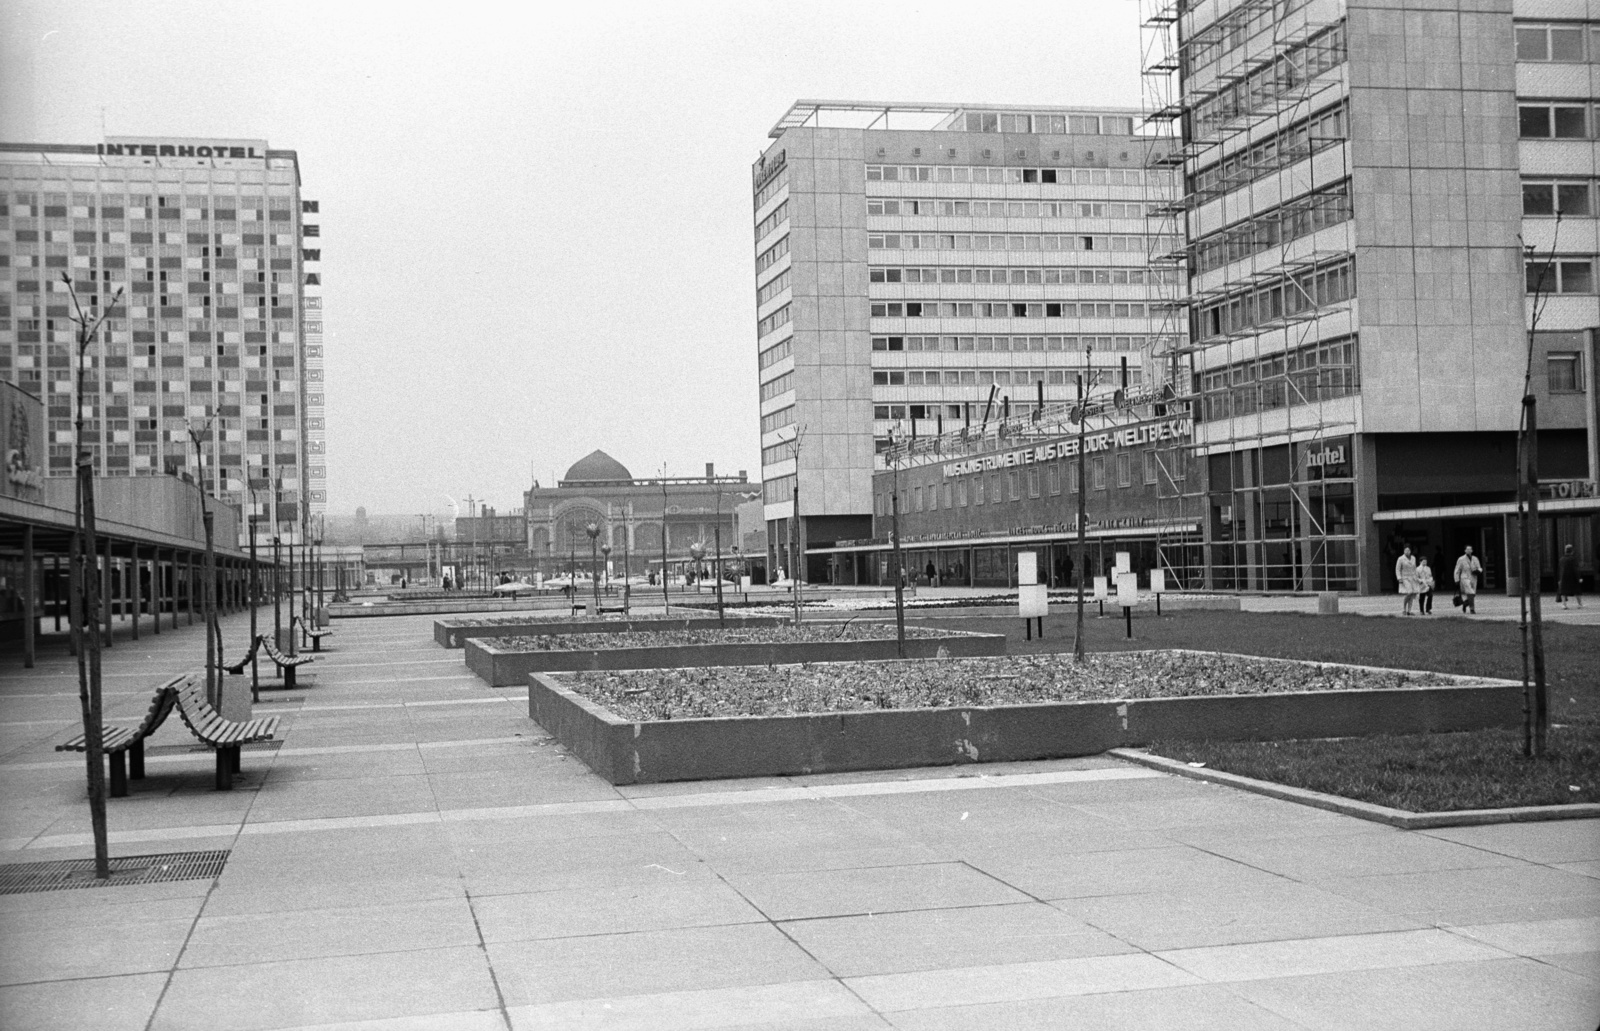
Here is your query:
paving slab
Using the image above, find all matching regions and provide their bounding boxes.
[0,971,169,1031]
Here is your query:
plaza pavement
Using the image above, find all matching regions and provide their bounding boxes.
[0,606,1595,1030]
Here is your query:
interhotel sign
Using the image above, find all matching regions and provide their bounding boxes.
[942,419,1192,479]
[99,137,268,163]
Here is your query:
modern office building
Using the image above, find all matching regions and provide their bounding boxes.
[1138,0,1600,593]
[752,102,1185,582]
[0,137,323,548]
[523,451,753,580]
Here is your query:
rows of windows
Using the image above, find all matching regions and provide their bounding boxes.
[757,337,792,371]
[868,198,1157,218]
[871,299,1172,319]
[761,442,796,467]
[871,265,1183,286]
[1196,335,1359,422]
[872,366,1143,389]
[754,201,787,241]
[872,334,1153,353]
[1523,179,1595,216]
[757,303,791,338]
[755,235,789,274]
[865,165,1168,187]
[956,111,1136,135]
[880,445,1172,518]
[1184,0,1294,71]
[752,169,787,212]
[762,473,794,505]
[756,269,790,307]
[759,406,794,435]
[1190,21,1346,142]
[868,232,1179,254]
[1195,259,1355,342]
[1189,180,1352,275]
[1526,257,1595,294]
[1189,102,1348,201]
[758,371,793,402]
[1519,102,1594,139]
[1515,22,1600,62]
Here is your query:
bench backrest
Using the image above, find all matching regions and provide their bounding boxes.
[174,676,228,739]
[139,675,187,735]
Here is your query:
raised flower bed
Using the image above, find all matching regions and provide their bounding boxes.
[434,613,786,648]
[465,624,1006,686]
[526,651,1519,784]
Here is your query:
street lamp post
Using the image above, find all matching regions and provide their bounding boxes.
[585,522,601,612]
[689,542,705,597]
[659,468,671,613]
[600,543,612,596]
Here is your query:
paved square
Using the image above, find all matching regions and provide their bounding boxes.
[1,610,1596,1030]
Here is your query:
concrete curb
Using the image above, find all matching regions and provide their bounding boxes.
[1108,747,1600,829]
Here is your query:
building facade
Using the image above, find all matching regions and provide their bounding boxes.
[0,137,323,548]
[1141,0,1600,593]
[524,451,752,580]
[752,102,1185,583]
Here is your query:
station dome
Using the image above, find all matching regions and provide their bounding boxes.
[562,450,633,484]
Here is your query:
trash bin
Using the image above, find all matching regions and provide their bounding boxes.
[1317,592,1339,614]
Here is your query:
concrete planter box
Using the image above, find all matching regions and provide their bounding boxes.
[526,659,1520,785]
[467,631,1007,687]
[329,597,572,619]
[434,615,787,649]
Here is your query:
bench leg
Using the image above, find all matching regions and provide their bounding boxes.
[109,750,127,798]
[129,739,145,780]
[284,665,296,690]
[313,636,321,652]
[215,748,232,791]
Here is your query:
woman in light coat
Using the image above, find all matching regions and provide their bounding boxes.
[1415,556,1435,615]
[1395,546,1418,615]
[1454,546,1483,614]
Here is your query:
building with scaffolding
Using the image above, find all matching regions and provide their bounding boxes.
[1139,0,1600,595]
[0,137,324,550]
[752,101,1186,583]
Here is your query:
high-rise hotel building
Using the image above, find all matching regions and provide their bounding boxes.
[0,137,325,546]
[1143,0,1600,594]
[752,103,1183,580]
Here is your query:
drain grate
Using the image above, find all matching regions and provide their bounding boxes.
[0,850,228,895]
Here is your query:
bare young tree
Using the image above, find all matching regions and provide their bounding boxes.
[63,274,123,880]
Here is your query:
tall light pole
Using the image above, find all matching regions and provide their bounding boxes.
[186,418,219,708]
[689,542,706,597]
[585,522,601,611]
[1073,352,1092,663]
[600,542,612,595]
[887,427,906,658]
[660,466,671,612]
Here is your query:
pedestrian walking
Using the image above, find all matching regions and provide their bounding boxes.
[1558,544,1583,608]
[1395,546,1418,615]
[1416,556,1435,614]
[1453,546,1482,614]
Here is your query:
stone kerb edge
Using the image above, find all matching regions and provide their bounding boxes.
[468,631,1008,687]
[433,615,789,649]
[1110,748,1600,829]
[525,658,1524,786]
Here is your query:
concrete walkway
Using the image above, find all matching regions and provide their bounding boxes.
[1,609,1596,1030]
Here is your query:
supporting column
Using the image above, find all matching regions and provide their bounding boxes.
[22,525,36,669]
[131,543,141,641]
[53,554,63,632]
[153,549,162,635]
[101,538,113,648]
[186,552,194,626]
[169,550,178,631]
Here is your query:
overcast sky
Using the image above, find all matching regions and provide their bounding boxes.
[3,0,1144,519]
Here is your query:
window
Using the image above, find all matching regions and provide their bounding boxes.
[1522,180,1592,216]
[1007,470,1020,500]
[1549,352,1582,392]
[1516,24,1586,62]
[1091,456,1106,490]
[1143,450,1158,485]
[1027,468,1041,498]
[1116,452,1132,488]
[1519,103,1590,139]
[1527,259,1595,294]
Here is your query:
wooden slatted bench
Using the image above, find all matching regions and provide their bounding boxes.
[259,635,314,688]
[223,635,263,676]
[55,674,185,797]
[296,616,335,653]
[173,676,280,790]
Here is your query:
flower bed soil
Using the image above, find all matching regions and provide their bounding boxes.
[434,614,785,648]
[527,651,1519,784]
[465,625,1005,686]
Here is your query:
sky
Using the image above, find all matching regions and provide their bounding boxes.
[2,0,1145,520]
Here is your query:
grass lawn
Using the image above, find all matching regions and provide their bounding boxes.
[899,607,1600,812]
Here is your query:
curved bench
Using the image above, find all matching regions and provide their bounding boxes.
[259,635,314,688]
[55,674,185,797]
[223,635,263,676]
[294,616,335,653]
[173,675,280,790]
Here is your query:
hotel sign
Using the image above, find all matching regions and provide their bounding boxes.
[942,419,1192,479]
[99,137,268,162]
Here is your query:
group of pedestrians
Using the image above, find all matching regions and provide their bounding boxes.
[1396,543,1586,614]
[1394,545,1484,615]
